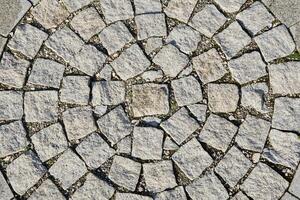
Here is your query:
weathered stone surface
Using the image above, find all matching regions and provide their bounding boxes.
[186,172,229,200]
[76,132,115,169]
[166,24,201,54]
[189,4,227,38]
[289,166,300,198]
[144,37,163,55]
[98,64,113,81]
[94,105,107,117]
[8,24,48,58]
[111,44,150,80]
[141,70,164,82]
[228,52,267,84]
[0,171,14,200]
[164,0,198,23]
[63,106,97,142]
[31,0,69,29]
[0,0,31,36]
[99,0,134,23]
[0,91,23,121]
[236,2,274,36]
[27,58,65,89]
[92,81,125,106]
[7,151,47,195]
[62,0,92,12]
[97,106,133,145]
[214,0,246,13]
[215,146,252,187]
[132,127,164,160]
[72,173,115,200]
[268,62,300,95]
[161,107,199,145]
[187,104,207,123]
[60,76,90,105]
[235,115,271,152]
[214,22,251,59]
[208,83,239,113]
[99,21,134,55]
[134,0,161,14]
[241,163,289,200]
[109,156,141,191]
[163,136,179,151]
[281,193,298,200]
[263,129,300,170]
[143,161,177,192]
[49,149,87,190]
[179,64,193,77]
[24,91,58,122]
[31,123,67,162]
[172,138,213,180]
[0,36,7,54]
[232,192,249,200]
[0,52,30,88]
[198,114,238,152]
[153,44,189,78]
[285,17,300,51]
[272,97,300,133]
[136,13,167,40]
[156,186,187,200]
[115,193,152,200]
[255,25,295,62]
[192,49,227,84]
[28,179,65,200]
[116,136,131,155]
[131,83,169,117]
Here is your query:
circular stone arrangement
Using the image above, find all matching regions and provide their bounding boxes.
[0,0,300,199]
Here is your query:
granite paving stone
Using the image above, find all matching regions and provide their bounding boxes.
[155,186,187,200]
[214,0,246,13]
[0,171,14,200]
[0,91,23,121]
[99,0,134,23]
[289,166,300,198]
[28,179,65,200]
[115,192,153,200]
[62,0,92,13]
[164,0,198,23]
[134,0,162,15]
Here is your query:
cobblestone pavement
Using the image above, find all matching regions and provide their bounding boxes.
[0,0,300,199]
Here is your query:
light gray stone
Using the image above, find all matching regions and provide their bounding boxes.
[214,22,251,59]
[172,138,213,180]
[161,107,199,145]
[111,44,150,80]
[117,136,131,154]
[178,64,193,78]
[255,25,295,62]
[60,76,90,105]
[155,186,187,200]
[144,37,163,55]
[98,64,113,80]
[290,22,300,50]
[289,166,300,198]
[198,114,238,152]
[153,44,189,78]
[241,163,289,200]
[232,192,249,200]
[187,104,207,123]
[189,4,227,38]
[0,172,14,200]
[192,49,227,84]
[0,91,23,121]
[7,151,47,195]
[172,75,203,106]
[141,70,164,82]
[97,106,133,145]
[27,58,65,89]
[0,35,7,54]
[62,0,92,12]
[63,106,97,142]
[92,81,125,106]
[281,193,299,200]
[28,179,65,200]
[115,193,152,200]
[163,136,179,151]
[24,91,58,122]
[49,149,88,190]
[134,0,161,14]
[235,115,271,152]
[136,13,167,40]
[164,0,198,23]
[143,161,177,192]
[99,0,134,23]
[214,0,246,13]
[31,123,68,162]
[109,156,141,191]
[93,105,107,117]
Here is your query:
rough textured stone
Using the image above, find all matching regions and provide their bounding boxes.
[60,76,90,105]
[164,0,198,23]
[76,133,115,169]
[189,4,227,38]
[132,127,164,160]
[235,115,271,152]
[192,49,227,84]
[94,105,107,117]
[0,171,14,200]
[187,104,207,123]
[0,91,23,121]
[144,37,163,55]
[153,44,189,78]
[8,24,48,58]
[156,186,187,200]
[109,156,141,191]
[228,52,267,84]
[289,166,300,198]
[116,136,131,155]
[241,163,289,200]
[111,44,150,80]
[288,20,300,51]
[143,161,177,192]
[198,114,238,152]
[97,106,133,145]
[62,0,92,12]
[63,106,97,142]
[115,193,152,200]
[214,0,246,13]
[232,192,249,200]
[28,179,65,200]
[24,91,58,122]
[0,35,7,54]
[99,0,134,23]
[7,151,47,195]
[131,83,169,117]
[163,136,179,151]
[161,107,199,145]
[255,25,295,62]
[141,70,164,82]
[208,84,239,113]
[92,81,125,106]
[186,172,229,200]
[98,64,113,80]
[134,0,161,14]
[214,22,251,59]
[172,138,213,180]
[31,123,68,162]
[281,193,298,200]
[27,58,65,89]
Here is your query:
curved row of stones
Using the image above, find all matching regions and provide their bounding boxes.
[0,0,300,199]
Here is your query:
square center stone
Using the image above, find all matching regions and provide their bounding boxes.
[131,83,169,117]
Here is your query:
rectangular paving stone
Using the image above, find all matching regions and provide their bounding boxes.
[92,81,125,106]
[134,0,162,14]
[164,0,198,23]
[0,171,14,200]
[214,0,246,13]
[28,179,65,200]
[0,90,23,121]
[99,0,134,23]
[155,186,187,200]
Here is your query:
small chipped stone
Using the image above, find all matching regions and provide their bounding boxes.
[155,186,187,200]
[116,136,132,155]
[0,172,14,200]
[187,104,207,122]
[163,136,179,151]
[92,81,125,106]
[214,0,246,13]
